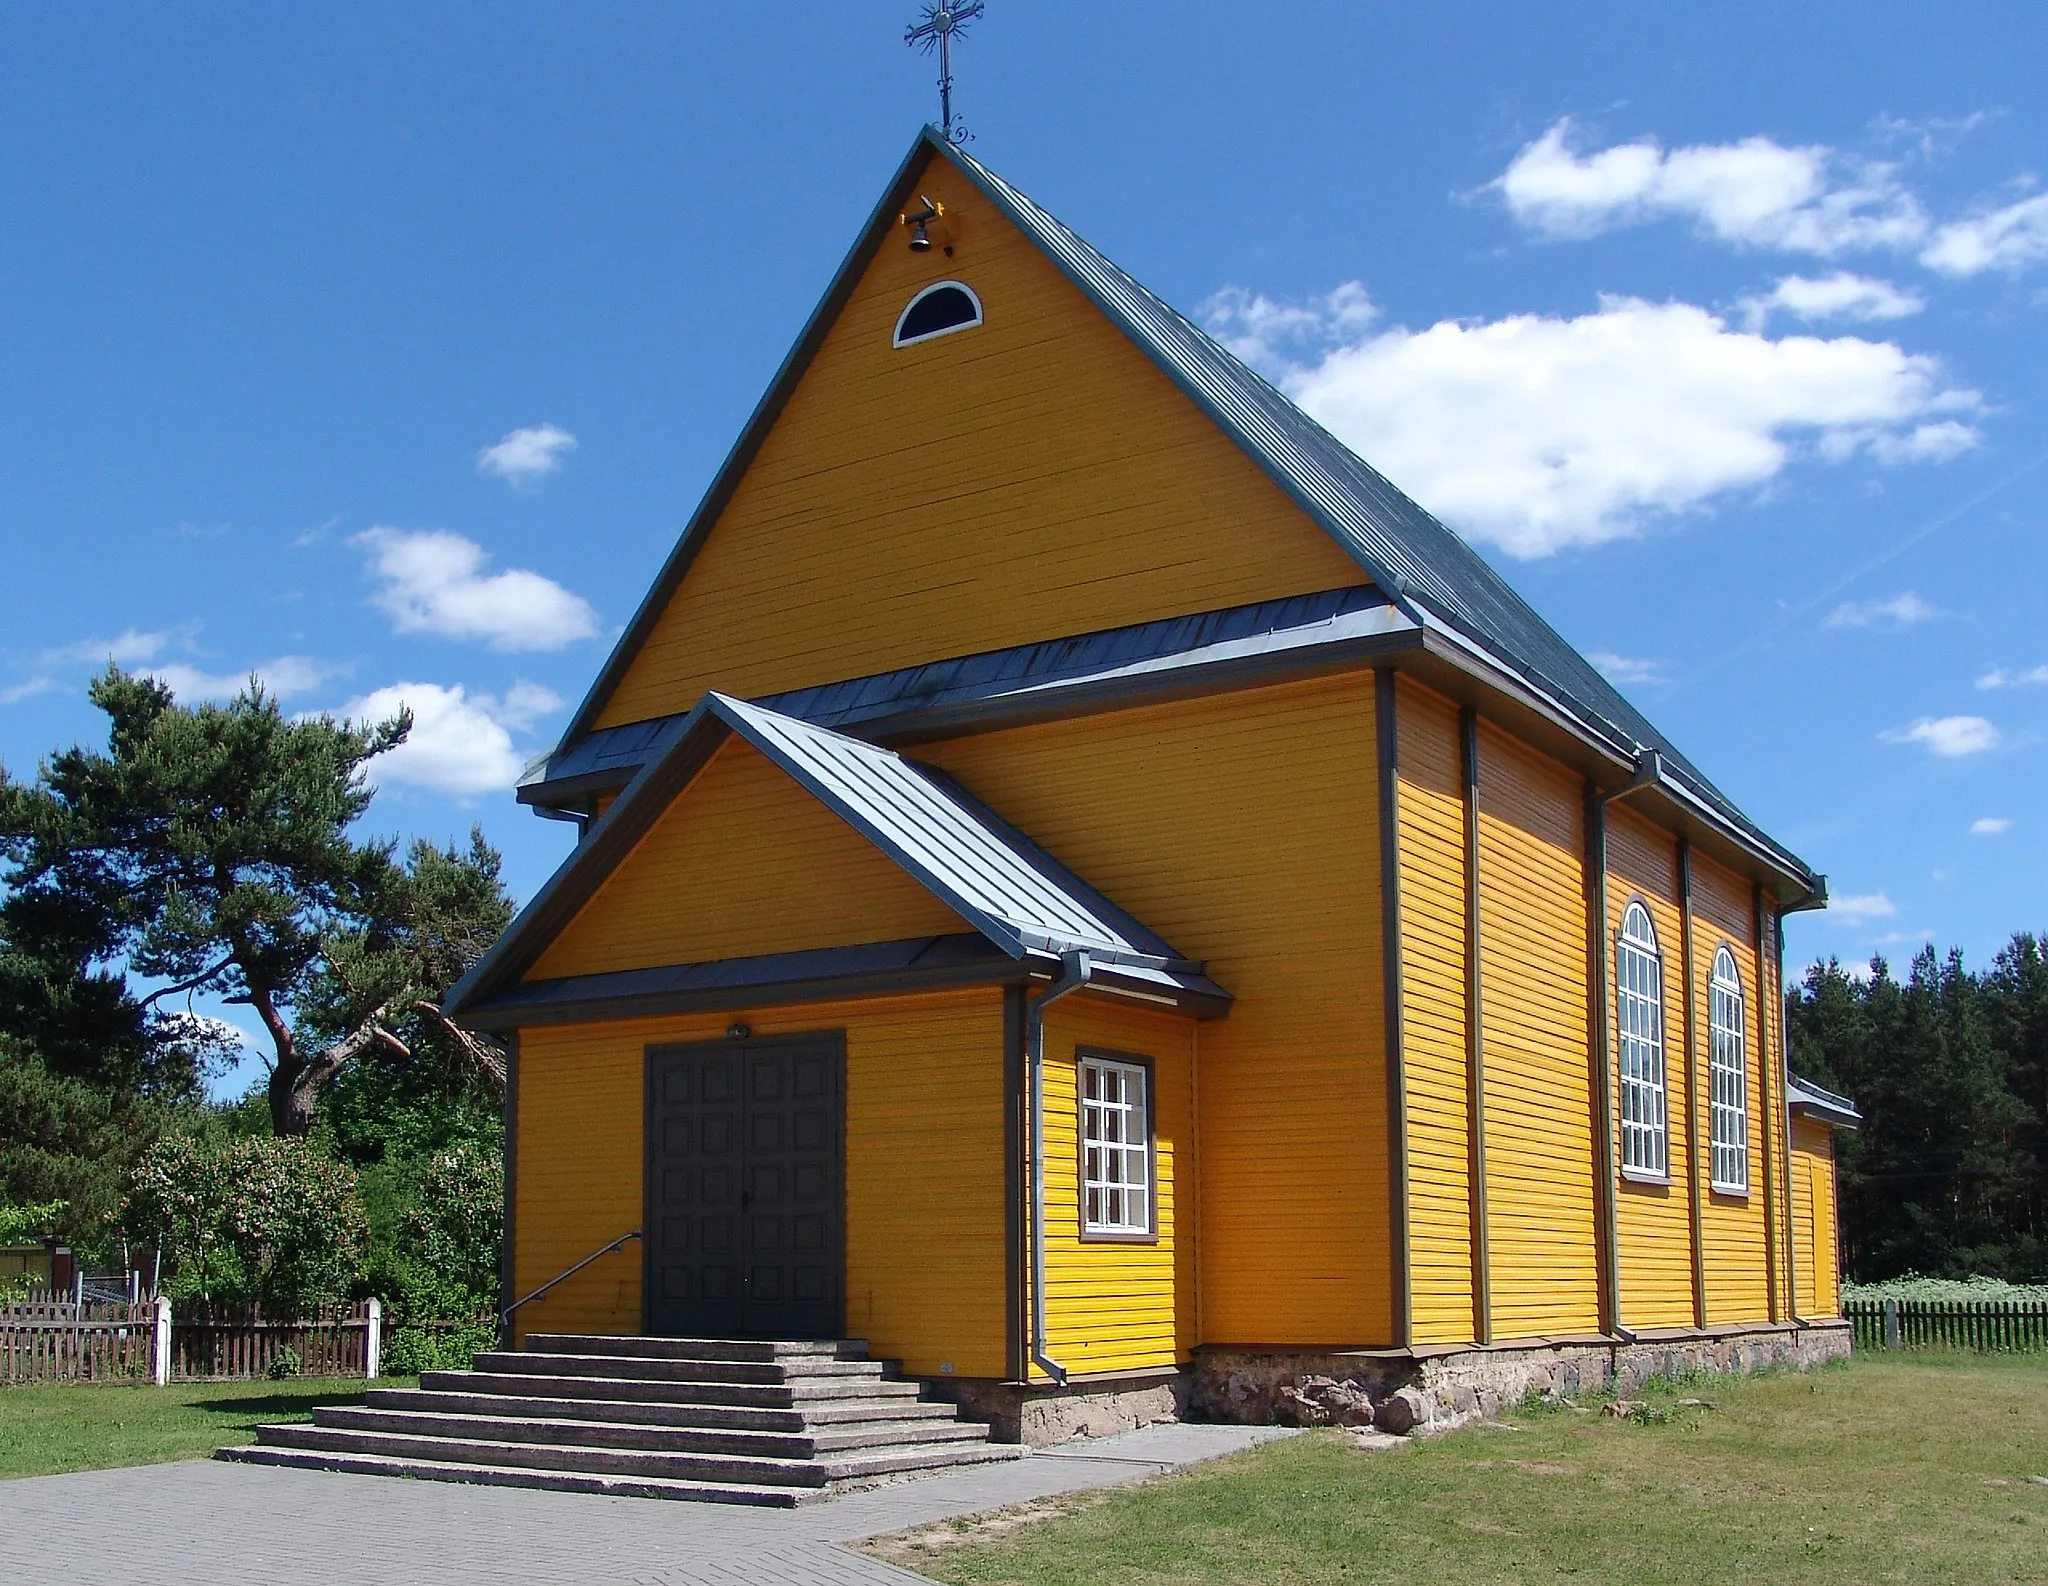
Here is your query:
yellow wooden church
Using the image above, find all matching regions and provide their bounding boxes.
[447,126,1859,1440]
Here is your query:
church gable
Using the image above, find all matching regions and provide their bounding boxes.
[591,140,1365,732]
[529,735,967,982]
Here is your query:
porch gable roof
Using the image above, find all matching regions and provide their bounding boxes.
[447,692,1227,1022]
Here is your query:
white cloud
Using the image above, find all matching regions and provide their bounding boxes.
[477,423,577,484]
[41,627,173,667]
[1206,286,1981,557]
[1201,283,1379,367]
[488,680,566,732]
[1873,927,1936,946]
[356,528,599,651]
[1976,665,2048,690]
[1880,714,2000,757]
[1495,120,1927,255]
[1825,592,1939,629]
[1971,816,2014,836]
[1830,891,1898,926]
[1738,271,1924,330]
[1588,652,1664,685]
[1922,192,2048,276]
[0,676,57,705]
[337,681,540,796]
[147,656,334,703]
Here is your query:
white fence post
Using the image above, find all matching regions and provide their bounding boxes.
[365,1297,382,1380]
[152,1295,172,1387]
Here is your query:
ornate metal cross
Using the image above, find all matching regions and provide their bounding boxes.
[905,2,985,144]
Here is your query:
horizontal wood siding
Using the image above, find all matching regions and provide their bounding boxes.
[530,737,965,981]
[918,674,1391,1348]
[1394,680,1475,1345]
[513,990,1008,1378]
[596,149,1367,730]
[1606,805,1695,1330]
[1474,724,1601,1339]
[1690,851,1771,1324]
[1792,1120,1841,1317]
[1036,996,1196,1376]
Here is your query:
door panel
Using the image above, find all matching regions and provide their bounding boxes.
[645,1036,844,1338]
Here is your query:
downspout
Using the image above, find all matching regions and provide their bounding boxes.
[1026,950,1092,1387]
[1591,749,1662,1346]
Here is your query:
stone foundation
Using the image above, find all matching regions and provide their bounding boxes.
[1194,1319,1852,1434]
[932,1367,1190,1446]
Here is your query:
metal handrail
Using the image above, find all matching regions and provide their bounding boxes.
[499,1229,640,1334]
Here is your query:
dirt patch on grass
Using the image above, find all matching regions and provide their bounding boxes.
[859,1491,1111,1566]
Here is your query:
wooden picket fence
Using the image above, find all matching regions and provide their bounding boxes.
[0,1298,382,1385]
[171,1301,375,1379]
[0,1302,158,1384]
[1846,1296,2048,1353]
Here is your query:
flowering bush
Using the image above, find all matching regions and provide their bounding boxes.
[128,1135,367,1311]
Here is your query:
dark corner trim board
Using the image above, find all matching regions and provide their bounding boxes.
[1376,668,1410,1349]
[1460,704,1491,1347]
[1584,786,1622,1338]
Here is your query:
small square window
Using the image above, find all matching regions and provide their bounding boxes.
[1079,1054,1152,1238]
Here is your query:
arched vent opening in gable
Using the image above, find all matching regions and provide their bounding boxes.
[894,281,984,347]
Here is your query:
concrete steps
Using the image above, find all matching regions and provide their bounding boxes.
[216,1334,1022,1505]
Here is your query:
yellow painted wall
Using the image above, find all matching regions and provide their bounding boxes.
[1393,679,1477,1345]
[918,673,1392,1348]
[1473,723,1601,1340]
[1689,852,1773,1325]
[1605,805,1697,1331]
[1791,1119,1841,1317]
[595,147,1367,731]
[1035,994,1198,1378]
[512,989,1010,1378]
[530,737,966,981]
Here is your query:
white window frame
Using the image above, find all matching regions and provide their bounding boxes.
[1078,1052,1154,1240]
[1615,900,1668,1179]
[1709,946,1751,1195]
[892,280,985,347]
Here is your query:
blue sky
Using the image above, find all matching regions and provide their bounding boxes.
[1,3,2042,1098]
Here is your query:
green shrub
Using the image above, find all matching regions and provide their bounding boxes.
[127,1134,367,1311]
[265,1347,302,1380]
[382,1320,496,1375]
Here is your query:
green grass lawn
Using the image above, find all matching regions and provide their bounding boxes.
[866,1354,2048,1586]
[0,1377,398,1479]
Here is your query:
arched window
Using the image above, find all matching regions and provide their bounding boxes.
[1616,901,1667,1177]
[893,281,984,347]
[1709,947,1750,1193]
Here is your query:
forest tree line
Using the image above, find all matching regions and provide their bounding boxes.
[1788,934,2048,1284]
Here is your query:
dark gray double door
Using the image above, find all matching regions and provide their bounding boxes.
[643,1035,845,1339]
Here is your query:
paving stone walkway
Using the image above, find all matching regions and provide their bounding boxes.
[0,1423,1294,1586]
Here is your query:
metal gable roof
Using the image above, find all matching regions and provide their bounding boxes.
[933,134,1813,890]
[519,585,1412,803]
[708,693,1189,969]
[447,688,1224,1020]
[537,124,1813,897]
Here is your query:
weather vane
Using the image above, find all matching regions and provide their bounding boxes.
[905,3,984,144]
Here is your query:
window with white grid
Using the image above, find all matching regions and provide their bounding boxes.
[1616,901,1668,1177]
[1080,1055,1151,1237]
[1709,946,1750,1193]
